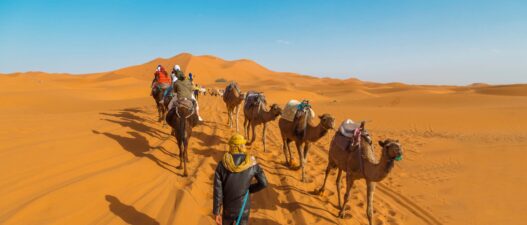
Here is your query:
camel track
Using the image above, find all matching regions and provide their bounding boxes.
[376,183,442,225]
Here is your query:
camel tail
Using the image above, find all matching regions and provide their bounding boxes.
[178,116,187,146]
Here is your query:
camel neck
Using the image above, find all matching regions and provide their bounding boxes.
[364,147,394,182]
[306,122,328,142]
[261,109,275,122]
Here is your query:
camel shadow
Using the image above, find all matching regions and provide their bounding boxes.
[121,107,144,113]
[99,108,166,137]
[151,145,178,158]
[192,147,223,163]
[280,201,338,223]
[101,118,166,139]
[193,130,225,146]
[92,130,181,176]
[105,195,160,225]
[250,180,280,211]
[269,183,339,223]
[100,111,149,123]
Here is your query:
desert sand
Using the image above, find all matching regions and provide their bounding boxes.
[1,53,526,225]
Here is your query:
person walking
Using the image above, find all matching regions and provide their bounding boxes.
[213,134,268,225]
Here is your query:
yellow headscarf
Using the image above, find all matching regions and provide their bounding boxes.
[222,134,256,173]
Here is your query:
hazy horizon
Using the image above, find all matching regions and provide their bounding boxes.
[1,0,526,85]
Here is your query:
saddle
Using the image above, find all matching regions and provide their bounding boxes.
[166,98,198,127]
[333,119,365,152]
[339,119,361,138]
[244,91,266,110]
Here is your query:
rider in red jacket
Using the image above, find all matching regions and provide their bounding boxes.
[151,65,172,100]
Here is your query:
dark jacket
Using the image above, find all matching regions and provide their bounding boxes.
[173,78,194,99]
[213,154,268,221]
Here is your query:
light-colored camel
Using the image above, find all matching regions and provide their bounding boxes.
[314,125,403,225]
[278,113,335,182]
[222,82,245,132]
[243,93,282,152]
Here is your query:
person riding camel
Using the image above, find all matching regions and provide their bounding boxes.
[150,65,171,98]
[167,68,203,121]
[213,134,268,225]
[161,65,184,101]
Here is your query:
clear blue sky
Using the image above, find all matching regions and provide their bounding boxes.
[1,0,526,84]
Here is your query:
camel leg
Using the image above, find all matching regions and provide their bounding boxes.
[339,173,355,218]
[161,107,166,127]
[227,109,232,128]
[296,142,306,182]
[262,123,267,152]
[336,169,343,209]
[235,105,240,132]
[157,104,163,122]
[301,142,311,182]
[287,139,294,167]
[366,181,376,225]
[281,135,290,165]
[177,139,183,169]
[182,140,188,177]
[249,123,257,145]
[243,117,249,139]
[303,142,310,161]
[314,162,334,195]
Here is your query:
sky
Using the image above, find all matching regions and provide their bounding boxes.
[0,0,526,85]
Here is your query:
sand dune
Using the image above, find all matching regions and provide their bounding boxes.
[1,53,526,225]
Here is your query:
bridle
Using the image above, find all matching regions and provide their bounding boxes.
[384,141,402,161]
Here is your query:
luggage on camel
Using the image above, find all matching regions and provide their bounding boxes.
[244,91,266,110]
[281,99,315,122]
[292,100,316,139]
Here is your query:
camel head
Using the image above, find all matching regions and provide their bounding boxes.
[239,92,246,100]
[318,114,335,130]
[378,139,403,161]
[269,104,282,118]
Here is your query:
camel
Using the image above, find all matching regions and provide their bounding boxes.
[222,82,245,132]
[279,113,335,182]
[243,92,282,152]
[314,122,403,225]
[166,98,198,177]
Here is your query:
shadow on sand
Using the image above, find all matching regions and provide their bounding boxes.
[92,130,182,176]
[105,195,160,225]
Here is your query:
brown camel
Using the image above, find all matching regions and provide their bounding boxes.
[222,82,245,132]
[166,99,198,177]
[151,86,167,123]
[314,122,403,225]
[243,92,282,152]
[278,113,335,182]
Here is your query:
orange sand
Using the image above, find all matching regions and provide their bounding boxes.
[1,53,526,225]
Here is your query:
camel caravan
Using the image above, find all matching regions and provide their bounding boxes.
[150,66,403,224]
